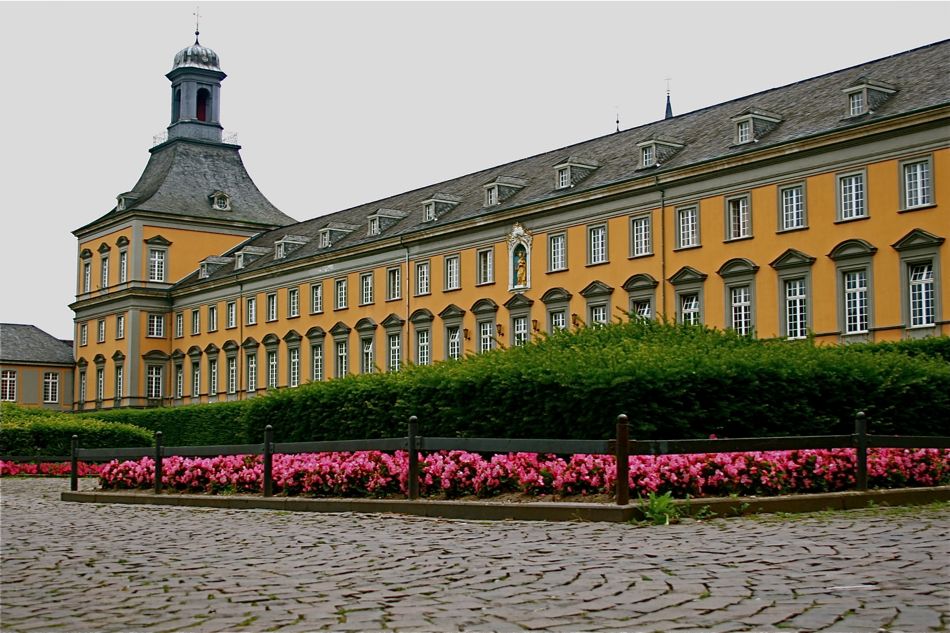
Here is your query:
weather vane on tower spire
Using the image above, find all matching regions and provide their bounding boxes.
[193,5,201,44]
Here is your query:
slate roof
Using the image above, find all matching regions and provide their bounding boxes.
[177,39,950,289]
[76,139,297,234]
[0,324,74,365]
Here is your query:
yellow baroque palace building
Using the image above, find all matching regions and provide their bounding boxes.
[71,38,949,411]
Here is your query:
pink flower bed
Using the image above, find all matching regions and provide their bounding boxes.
[0,461,105,477]
[89,448,950,499]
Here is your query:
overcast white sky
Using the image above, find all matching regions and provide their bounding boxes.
[1,1,947,340]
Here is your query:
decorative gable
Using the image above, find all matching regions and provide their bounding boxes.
[553,156,600,189]
[438,304,466,320]
[580,280,614,298]
[717,258,760,278]
[828,239,878,261]
[503,294,534,310]
[891,228,945,252]
[144,235,172,247]
[354,318,378,333]
[622,273,659,292]
[282,329,302,344]
[541,287,573,304]
[329,321,351,337]
[471,298,500,315]
[381,314,405,329]
[409,309,434,325]
[483,176,527,207]
[668,266,708,285]
[770,249,817,270]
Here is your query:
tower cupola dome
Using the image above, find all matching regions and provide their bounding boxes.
[172,33,221,71]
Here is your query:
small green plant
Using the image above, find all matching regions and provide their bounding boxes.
[639,491,681,525]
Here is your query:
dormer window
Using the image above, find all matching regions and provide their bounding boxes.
[842,78,897,118]
[369,217,381,236]
[198,257,232,279]
[320,230,331,248]
[482,176,526,208]
[235,253,245,270]
[553,157,598,190]
[636,139,683,170]
[736,119,752,144]
[115,192,139,212]
[641,145,656,168]
[421,194,461,221]
[557,167,570,190]
[485,186,499,206]
[849,91,865,116]
[209,191,231,211]
[423,202,435,222]
[365,209,405,236]
[730,109,782,145]
[274,235,310,259]
[233,246,270,271]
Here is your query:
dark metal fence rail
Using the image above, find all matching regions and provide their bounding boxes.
[59,411,950,505]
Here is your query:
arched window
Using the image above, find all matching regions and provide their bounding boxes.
[172,88,181,122]
[196,88,211,122]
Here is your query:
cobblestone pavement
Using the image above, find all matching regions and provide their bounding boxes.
[1,479,948,633]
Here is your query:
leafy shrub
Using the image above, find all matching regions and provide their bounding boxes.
[76,401,252,446]
[0,404,152,456]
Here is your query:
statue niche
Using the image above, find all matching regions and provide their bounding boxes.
[507,223,533,291]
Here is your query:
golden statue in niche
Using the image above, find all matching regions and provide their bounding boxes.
[513,244,527,287]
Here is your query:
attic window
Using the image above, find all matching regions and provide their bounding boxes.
[274,235,310,259]
[849,92,865,116]
[485,186,499,206]
[553,157,598,189]
[842,79,897,118]
[557,167,570,190]
[209,191,231,211]
[369,217,381,236]
[115,192,139,211]
[423,202,435,222]
[636,139,684,169]
[641,145,656,168]
[730,109,782,145]
[482,176,527,208]
[420,194,461,222]
[319,230,331,248]
[736,120,752,144]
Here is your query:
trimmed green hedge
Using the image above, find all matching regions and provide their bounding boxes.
[243,322,950,443]
[76,401,251,447]
[0,404,153,457]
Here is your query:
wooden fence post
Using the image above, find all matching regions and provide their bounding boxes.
[616,414,630,506]
[153,431,164,494]
[263,425,274,497]
[407,416,419,500]
[854,411,868,491]
[70,435,79,492]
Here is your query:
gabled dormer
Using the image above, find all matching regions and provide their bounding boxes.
[421,193,462,222]
[208,190,231,211]
[233,245,270,270]
[115,192,139,212]
[274,234,311,259]
[553,156,600,190]
[730,108,783,145]
[367,208,407,236]
[483,176,527,207]
[637,137,685,169]
[198,256,233,279]
[318,222,360,248]
[843,77,897,117]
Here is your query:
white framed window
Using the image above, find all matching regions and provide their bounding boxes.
[909,263,935,327]
[147,314,164,338]
[590,304,608,325]
[146,366,162,400]
[266,293,278,321]
[785,278,808,339]
[780,185,806,231]
[844,270,869,334]
[387,267,402,301]
[175,312,184,338]
[416,329,431,365]
[415,261,430,295]
[445,255,460,291]
[1,370,16,401]
[477,248,494,285]
[78,370,87,403]
[631,300,651,319]
[247,354,257,393]
[267,351,278,389]
[680,294,700,325]
[226,301,236,328]
[208,305,218,331]
[447,327,462,360]
[726,196,751,240]
[116,314,125,339]
[311,283,324,313]
[478,321,494,353]
[118,251,128,283]
[588,225,607,264]
[335,340,348,378]
[79,323,88,346]
[319,231,331,248]
[289,348,300,387]
[288,288,300,317]
[191,309,200,335]
[548,233,567,271]
[736,119,753,144]
[631,215,651,257]
[82,262,91,293]
[549,309,566,332]
[335,278,348,310]
[246,297,257,324]
[100,256,109,289]
[96,367,104,401]
[97,319,105,343]
[114,366,123,400]
[677,206,699,248]
[175,365,184,399]
[368,217,381,236]
[902,158,932,210]
[227,357,237,394]
[208,359,218,396]
[730,286,752,335]
[361,339,375,374]
[274,242,286,260]
[849,91,865,116]
[485,186,498,206]
[191,362,201,397]
[512,316,528,346]
[423,202,436,222]
[387,333,401,372]
[641,145,655,168]
[148,249,166,282]
[557,167,570,189]
[360,273,374,305]
[311,344,324,381]
[838,172,866,220]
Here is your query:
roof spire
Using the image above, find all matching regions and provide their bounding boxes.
[193,5,201,45]
[665,78,673,120]
[615,107,620,133]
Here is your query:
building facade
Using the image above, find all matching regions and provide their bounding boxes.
[1,324,75,411]
[72,38,949,411]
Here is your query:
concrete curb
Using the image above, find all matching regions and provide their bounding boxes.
[60,486,950,522]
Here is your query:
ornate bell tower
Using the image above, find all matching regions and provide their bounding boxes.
[166,30,226,143]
